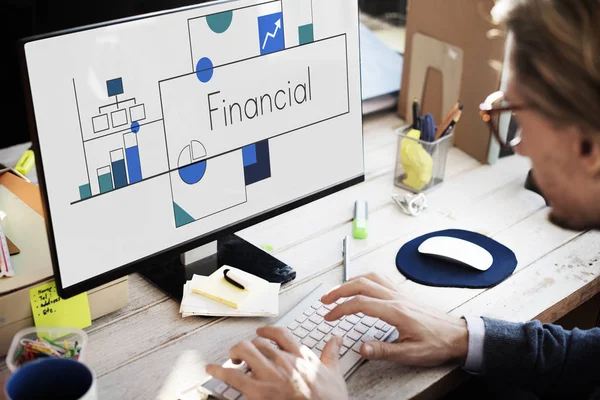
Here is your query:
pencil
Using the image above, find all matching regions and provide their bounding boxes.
[434,101,460,141]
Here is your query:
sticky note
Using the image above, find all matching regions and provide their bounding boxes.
[29,281,92,329]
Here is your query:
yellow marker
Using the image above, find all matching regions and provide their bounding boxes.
[15,146,35,176]
[64,340,69,351]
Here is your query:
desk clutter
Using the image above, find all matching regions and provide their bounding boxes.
[180,266,280,317]
[394,100,462,193]
[6,326,88,372]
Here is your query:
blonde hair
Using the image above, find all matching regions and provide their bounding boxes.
[492,0,600,134]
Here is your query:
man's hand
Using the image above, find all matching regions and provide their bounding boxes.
[321,273,468,367]
[206,326,348,400]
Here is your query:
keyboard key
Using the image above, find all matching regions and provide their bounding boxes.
[323,333,333,343]
[375,331,385,340]
[293,327,310,339]
[342,337,355,348]
[335,297,347,305]
[381,323,392,332]
[361,316,377,327]
[375,321,385,330]
[304,308,316,316]
[295,315,308,324]
[223,387,241,399]
[301,337,318,349]
[352,341,363,354]
[331,328,345,337]
[311,301,323,309]
[316,341,326,351]
[347,330,362,341]
[287,322,299,331]
[345,315,361,325]
[313,348,322,358]
[323,303,336,310]
[301,321,317,332]
[317,323,332,334]
[310,330,326,341]
[339,346,349,356]
[356,312,365,318]
[215,382,229,394]
[354,324,368,334]
[309,315,324,325]
[338,321,354,331]
[361,327,379,343]
[316,308,329,317]
[325,319,340,327]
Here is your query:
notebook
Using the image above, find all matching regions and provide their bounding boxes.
[180,266,280,318]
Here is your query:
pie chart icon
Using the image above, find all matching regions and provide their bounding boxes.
[178,141,207,185]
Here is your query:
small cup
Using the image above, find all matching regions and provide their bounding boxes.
[4,358,97,400]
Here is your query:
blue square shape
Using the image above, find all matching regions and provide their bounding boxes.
[242,143,257,166]
[106,78,124,97]
[258,12,285,55]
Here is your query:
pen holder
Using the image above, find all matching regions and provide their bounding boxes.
[394,127,453,193]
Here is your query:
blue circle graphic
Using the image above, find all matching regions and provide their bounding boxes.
[196,57,214,83]
[131,121,140,133]
[179,160,207,185]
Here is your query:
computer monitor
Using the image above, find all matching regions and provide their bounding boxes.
[19,0,364,299]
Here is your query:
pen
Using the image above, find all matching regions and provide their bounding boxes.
[412,99,420,130]
[223,268,246,290]
[342,236,350,282]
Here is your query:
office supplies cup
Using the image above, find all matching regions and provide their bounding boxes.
[6,326,88,372]
[394,127,453,193]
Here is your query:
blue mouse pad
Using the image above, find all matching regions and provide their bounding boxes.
[396,229,518,288]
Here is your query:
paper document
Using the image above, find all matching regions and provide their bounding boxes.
[180,266,280,317]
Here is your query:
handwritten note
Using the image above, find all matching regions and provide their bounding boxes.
[29,281,91,329]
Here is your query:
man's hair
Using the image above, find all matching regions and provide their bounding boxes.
[492,0,600,134]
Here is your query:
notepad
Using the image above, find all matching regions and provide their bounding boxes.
[181,266,280,317]
[192,266,259,308]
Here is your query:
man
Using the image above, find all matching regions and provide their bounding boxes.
[206,0,600,398]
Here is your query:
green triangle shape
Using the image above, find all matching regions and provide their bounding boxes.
[173,202,195,227]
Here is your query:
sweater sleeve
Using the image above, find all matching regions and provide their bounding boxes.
[481,317,600,398]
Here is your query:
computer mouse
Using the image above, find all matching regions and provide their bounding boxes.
[418,236,493,271]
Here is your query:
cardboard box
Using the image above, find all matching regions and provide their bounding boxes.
[0,169,128,355]
[398,0,508,164]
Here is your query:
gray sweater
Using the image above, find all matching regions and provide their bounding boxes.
[482,317,600,399]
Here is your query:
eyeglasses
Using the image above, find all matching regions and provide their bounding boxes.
[479,91,526,148]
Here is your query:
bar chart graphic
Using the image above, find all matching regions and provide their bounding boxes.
[124,133,142,184]
[97,166,114,194]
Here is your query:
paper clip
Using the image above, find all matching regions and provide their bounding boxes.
[392,193,428,217]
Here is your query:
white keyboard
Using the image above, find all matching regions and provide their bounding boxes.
[187,284,397,400]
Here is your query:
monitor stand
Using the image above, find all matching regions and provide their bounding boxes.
[138,234,296,301]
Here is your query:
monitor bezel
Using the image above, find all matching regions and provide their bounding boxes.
[18,0,365,299]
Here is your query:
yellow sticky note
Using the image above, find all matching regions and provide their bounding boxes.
[29,281,92,329]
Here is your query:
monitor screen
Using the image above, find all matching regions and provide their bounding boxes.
[20,0,364,297]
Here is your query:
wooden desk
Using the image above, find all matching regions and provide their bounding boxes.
[2,111,599,399]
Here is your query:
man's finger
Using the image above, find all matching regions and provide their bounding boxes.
[257,326,302,357]
[321,277,396,305]
[360,341,412,363]
[229,340,281,380]
[252,338,295,375]
[206,364,254,394]
[351,272,397,291]
[324,296,400,324]
[320,335,342,369]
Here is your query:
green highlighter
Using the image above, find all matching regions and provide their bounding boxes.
[353,200,368,239]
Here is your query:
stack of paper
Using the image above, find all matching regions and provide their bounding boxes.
[179,266,280,318]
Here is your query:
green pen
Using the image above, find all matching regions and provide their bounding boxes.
[353,200,368,239]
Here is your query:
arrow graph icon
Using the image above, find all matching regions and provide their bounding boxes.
[262,19,281,50]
